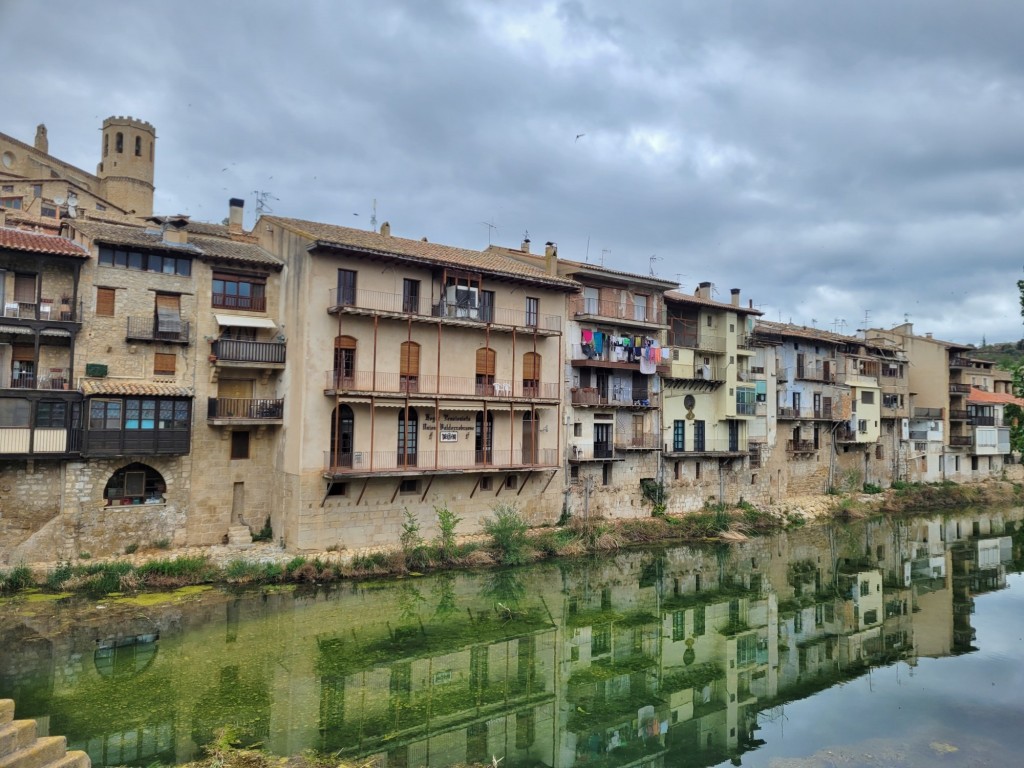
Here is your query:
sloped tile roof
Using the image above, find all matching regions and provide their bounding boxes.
[968,387,1024,407]
[68,219,283,269]
[265,216,580,291]
[81,379,194,397]
[0,226,89,257]
[665,289,763,316]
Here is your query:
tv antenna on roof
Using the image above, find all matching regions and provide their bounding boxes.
[480,219,498,245]
[649,255,662,276]
[675,273,686,290]
[600,249,610,267]
[370,198,377,232]
[253,190,278,215]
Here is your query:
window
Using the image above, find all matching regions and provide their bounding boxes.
[102,463,166,505]
[399,341,420,392]
[402,278,420,313]
[134,136,142,156]
[336,269,356,306]
[633,293,648,321]
[0,197,22,210]
[153,353,176,376]
[103,135,109,157]
[569,464,579,480]
[505,475,518,489]
[860,580,871,597]
[592,624,611,655]
[97,247,191,276]
[155,294,183,339]
[40,205,57,218]
[863,609,878,625]
[522,352,541,396]
[230,430,250,460]
[479,289,495,322]
[858,419,868,433]
[32,184,42,198]
[326,481,347,497]
[602,463,612,485]
[475,347,496,394]
[96,287,116,316]
[525,296,539,327]
[672,611,685,641]
[694,420,706,452]
[573,422,582,437]
[480,476,493,491]
[397,408,418,466]
[861,390,875,404]
[89,399,122,429]
[475,411,494,464]
[212,273,266,310]
[673,419,685,451]
[333,336,356,387]
[114,132,124,153]
[35,401,66,428]
[399,478,419,494]
[693,605,706,636]
[0,399,30,427]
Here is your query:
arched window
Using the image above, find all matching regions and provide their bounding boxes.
[103,462,166,506]
[400,341,420,393]
[333,336,356,389]
[134,136,142,156]
[476,347,496,395]
[475,411,494,464]
[115,132,124,153]
[330,405,354,469]
[522,352,541,397]
[398,408,418,467]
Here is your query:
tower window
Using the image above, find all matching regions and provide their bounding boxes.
[135,136,142,156]
[115,132,124,153]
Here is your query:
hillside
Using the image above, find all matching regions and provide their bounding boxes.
[972,341,1024,369]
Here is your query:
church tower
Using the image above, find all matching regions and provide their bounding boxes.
[96,115,156,217]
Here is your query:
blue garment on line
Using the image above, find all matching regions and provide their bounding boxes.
[594,332,604,355]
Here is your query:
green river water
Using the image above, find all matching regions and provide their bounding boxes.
[3,507,1024,768]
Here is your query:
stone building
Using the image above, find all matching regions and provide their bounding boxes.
[255,218,579,550]
[0,116,156,222]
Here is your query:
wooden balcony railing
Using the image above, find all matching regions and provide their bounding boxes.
[325,370,559,399]
[577,297,659,324]
[949,357,972,368]
[327,287,562,332]
[786,439,817,453]
[212,294,267,312]
[570,387,659,408]
[0,427,82,456]
[949,383,971,394]
[777,405,836,420]
[614,434,660,450]
[207,398,284,420]
[972,415,997,427]
[324,447,558,474]
[948,409,970,420]
[212,338,286,364]
[949,435,973,447]
[126,317,191,343]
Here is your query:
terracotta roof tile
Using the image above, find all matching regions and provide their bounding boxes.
[0,227,89,257]
[81,379,194,397]
[755,320,902,355]
[68,219,282,269]
[968,387,1024,407]
[265,216,580,291]
[665,289,763,316]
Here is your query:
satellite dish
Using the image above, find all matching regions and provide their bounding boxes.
[53,196,65,205]
[67,192,78,205]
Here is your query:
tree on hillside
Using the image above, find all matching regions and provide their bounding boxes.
[1005,279,1024,454]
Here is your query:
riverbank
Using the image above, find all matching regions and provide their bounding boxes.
[3,479,1021,598]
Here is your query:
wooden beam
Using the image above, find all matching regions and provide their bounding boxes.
[419,474,435,503]
[469,475,482,499]
[390,480,402,504]
[356,478,369,505]
[517,470,533,496]
[540,469,558,495]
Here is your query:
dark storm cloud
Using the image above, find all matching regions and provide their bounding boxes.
[5,0,1024,344]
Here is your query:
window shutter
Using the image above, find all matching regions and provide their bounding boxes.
[400,342,420,376]
[522,352,540,380]
[14,274,36,303]
[154,353,176,376]
[96,287,115,316]
[335,335,357,349]
[476,348,495,376]
[155,294,181,333]
[11,344,34,362]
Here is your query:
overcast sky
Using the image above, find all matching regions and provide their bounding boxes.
[5,0,1024,345]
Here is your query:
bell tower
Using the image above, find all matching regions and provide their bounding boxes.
[96,115,156,216]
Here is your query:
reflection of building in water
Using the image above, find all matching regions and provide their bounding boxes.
[5,507,1024,768]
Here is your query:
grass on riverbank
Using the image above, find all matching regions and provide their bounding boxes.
[828,479,1024,521]
[0,501,785,599]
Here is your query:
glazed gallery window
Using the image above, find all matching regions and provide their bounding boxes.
[89,398,189,430]
[212,273,266,311]
[98,246,192,277]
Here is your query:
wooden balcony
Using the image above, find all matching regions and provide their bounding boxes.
[1,368,70,391]
[949,383,971,394]
[207,397,284,426]
[323,447,558,476]
[786,439,817,453]
[574,297,665,329]
[948,409,970,421]
[327,287,561,334]
[0,427,81,458]
[325,370,559,400]
[665,438,749,456]
[777,405,837,421]
[2,299,83,324]
[614,434,660,451]
[568,443,615,461]
[949,435,973,448]
[81,427,191,457]
[570,387,659,408]
[212,293,266,312]
[126,317,191,344]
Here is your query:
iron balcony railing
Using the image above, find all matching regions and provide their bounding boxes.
[949,357,972,368]
[667,438,749,454]
[777,405,837,420]
[324,447,558,474]
[126,317,191,343]
[786,439,817,452]
[211,338,286,364]
[948,409,970,421]
[972,415,997,427]
[325,370,559,399]
[568,443,614,460]
[914,407,943,418]
[2,299,83,323]
[570,387,659,408]
[3,368,70,390]
[949,435,973,447]
[666,363,726,381]
[327,287,562,332]
[949,383,971,394]
[207,398,284,420]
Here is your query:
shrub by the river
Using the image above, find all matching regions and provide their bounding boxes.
[0,565,33,594]
[224,559,283,584]
[484,502,530,565]
[136,555,216,587]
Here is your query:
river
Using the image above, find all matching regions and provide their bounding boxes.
[3,508,1024,768]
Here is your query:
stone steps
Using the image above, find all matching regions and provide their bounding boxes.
[0,702,89,768]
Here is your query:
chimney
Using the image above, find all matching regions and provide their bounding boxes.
[380,221,391,236]
[34,124,48,154]
[544,241,558,276]
[521,237,531,253]
[162,216,189,245]
[228,198,244,234]
[696,281,712,300]
[925,332,933,339]
[730,288,740,307]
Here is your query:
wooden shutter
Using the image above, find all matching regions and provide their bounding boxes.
[155,294,181,332]
[11,344,34,362]
[14,274,36,303]
[154,353,176,376]
[400,341,420,376]
[96,287,115,316]
[522,352,541,380]
[335,335,357,349]
[476,347,495,376]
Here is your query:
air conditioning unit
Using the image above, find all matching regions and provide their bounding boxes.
[446,285,479,319]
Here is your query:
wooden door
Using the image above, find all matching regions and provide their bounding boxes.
[218,379,253,418]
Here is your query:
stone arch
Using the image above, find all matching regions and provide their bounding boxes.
[103,462,166,506]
